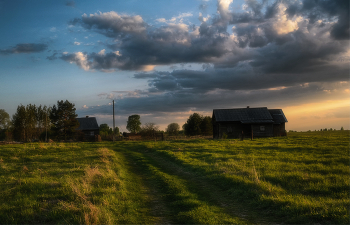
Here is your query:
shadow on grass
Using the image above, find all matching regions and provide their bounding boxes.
[118,147,246,224]
[114,141,348,224]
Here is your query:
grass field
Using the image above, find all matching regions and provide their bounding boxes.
[0,131,349,224]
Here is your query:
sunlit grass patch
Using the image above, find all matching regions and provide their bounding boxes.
[0,131,348,224]
[135,157,248,224]
[139,131,349,224]
[0,143,139,224]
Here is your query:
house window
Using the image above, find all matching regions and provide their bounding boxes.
[90,131,94,136]
[260,126,265,131]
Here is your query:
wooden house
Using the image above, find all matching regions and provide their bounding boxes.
[212,107,287,139]
[76,116,99,141]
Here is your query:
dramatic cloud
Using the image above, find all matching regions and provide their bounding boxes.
[0,43,48,54]
[66,0,348,128]
[80,81,349,119]
[79,11,147,37]
[64,0,348,73]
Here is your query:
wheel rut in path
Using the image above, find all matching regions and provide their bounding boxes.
[120,150,174,225]
[141,151,282,225]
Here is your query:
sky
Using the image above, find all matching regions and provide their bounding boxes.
[0,0,349,132]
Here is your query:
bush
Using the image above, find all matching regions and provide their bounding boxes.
[166,123,180,136]
[222,132,228,139]
[140,123,159,138]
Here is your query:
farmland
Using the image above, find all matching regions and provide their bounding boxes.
[0,131,349,224]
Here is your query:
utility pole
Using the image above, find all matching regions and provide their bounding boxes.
[113,100,115,142]
[45,111,48,142]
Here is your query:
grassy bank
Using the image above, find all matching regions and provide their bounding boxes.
[0,131,349,224]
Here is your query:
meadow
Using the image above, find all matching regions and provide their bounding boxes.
[0,131,349,224]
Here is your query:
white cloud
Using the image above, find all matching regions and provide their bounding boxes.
[157,12,193,24]
[74,41,81,45]
[98,49,106,56]
[82,11,146,35]
[199,12,210,22]
[217,0,233,20]
[141,65,156,71]
[156,18,167,23]
[69,52,90,71]
[272,4,303,35]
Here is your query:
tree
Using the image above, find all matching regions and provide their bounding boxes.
[183,113,203,136]
[12,105,27,141]
[36,105,50,140]
[200,116,213,136]
[0,109,11,141]
[11,104,51,142]
[25,104,37,141]
[126,115,141,133]
[140,122,159,137]
[99,123,120,140]
[341,126,344,131]
[183,113,213,136]
[50,100,79,141]
[0,109,10,129]
[38,105,51,141]
[166,123,180,136]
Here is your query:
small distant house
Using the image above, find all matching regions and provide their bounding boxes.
[212,107,287,139]
[76,116,99,141]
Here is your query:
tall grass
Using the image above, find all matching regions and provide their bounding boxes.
[0,143,155,224]
[133,130,350,224]
[0,131,348,224]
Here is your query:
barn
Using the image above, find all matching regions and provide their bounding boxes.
[76,116,99,141]
[212,107,287,139]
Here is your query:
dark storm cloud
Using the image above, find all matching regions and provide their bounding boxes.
[80,81,343,118]
[61,22,230,71]
[228,0,349,47]
[67,0,349,117]
[296,0,349,40]
[0,43,48,54]
[79,12,147,37]
[134,60,348,95]
[64,0,349,72]
[288,0,349,40]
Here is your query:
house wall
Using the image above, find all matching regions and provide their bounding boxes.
[251,124,273,137]
[213,122,277,139]
[214,122,251,138]
[273,123,286,136]
[78,129,100,141]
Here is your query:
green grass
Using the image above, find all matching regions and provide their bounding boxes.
[0,130,349,224]
[0,142,155,224]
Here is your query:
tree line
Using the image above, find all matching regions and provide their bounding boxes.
[0,100,81,142]
[0,101,213,142]
[125,112,213,137]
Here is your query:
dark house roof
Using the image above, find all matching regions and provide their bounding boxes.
[213,107,287,124]
[76,117,99,130]
[268,109,288,124]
